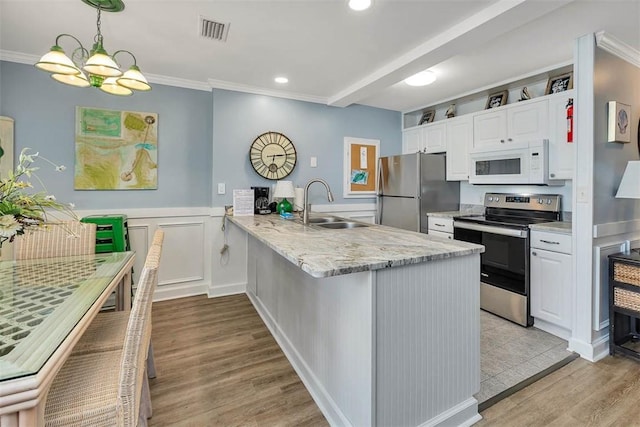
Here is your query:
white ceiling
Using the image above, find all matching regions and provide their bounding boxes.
[1,0,639,112]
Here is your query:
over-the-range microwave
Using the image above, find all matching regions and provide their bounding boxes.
[468,140,561,185]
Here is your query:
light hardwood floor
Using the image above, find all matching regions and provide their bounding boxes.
[149,294,640,426]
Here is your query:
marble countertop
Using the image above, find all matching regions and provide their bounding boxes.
[228,214,484,278]
[529,221,572,234]
[426,211,472,219]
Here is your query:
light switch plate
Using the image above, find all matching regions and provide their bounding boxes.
[310,157,317,167]
[217,183,226,195]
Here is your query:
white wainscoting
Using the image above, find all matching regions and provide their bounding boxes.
[73,203,376,302]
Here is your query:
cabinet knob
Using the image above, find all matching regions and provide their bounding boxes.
[532,251,537,256]
[500,139,505,143]
[550,173,556,178]
[508,138,513,142]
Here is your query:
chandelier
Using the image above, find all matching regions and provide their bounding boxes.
[35,0,151,96]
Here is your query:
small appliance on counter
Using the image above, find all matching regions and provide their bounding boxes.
[251,186,271,214]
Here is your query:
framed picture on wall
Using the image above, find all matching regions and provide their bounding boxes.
[485,90,508,109]
[343,137,380,198]
[607,101,631,143]
[418,109,435,125]
[545,72,573,95]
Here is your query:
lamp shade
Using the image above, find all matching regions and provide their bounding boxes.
[83,52,122,77]
[51,69,90,88]
[99,77,133,96]
[117,65,151,91]
[35,47,78,74]
[273,180,295,199]
[615,161,640,199]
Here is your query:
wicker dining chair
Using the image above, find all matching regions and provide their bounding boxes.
[72,229,164,378]
[43,243,162,426]
[14,221,97,260]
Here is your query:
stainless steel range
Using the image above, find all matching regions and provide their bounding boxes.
[453,193,562,326]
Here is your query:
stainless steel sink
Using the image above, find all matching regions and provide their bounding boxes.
[307,216,341,224]
[315,221,370,229]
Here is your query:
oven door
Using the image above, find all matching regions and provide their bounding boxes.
[453,221,528,295]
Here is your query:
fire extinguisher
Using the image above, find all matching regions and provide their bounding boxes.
[566,98,574,143]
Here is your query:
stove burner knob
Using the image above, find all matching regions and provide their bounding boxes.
[546,199,552,204]
[488,196,494,202]
[538,198,544,204]
[495,197,500,202]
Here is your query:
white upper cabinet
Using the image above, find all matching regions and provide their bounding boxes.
[422,123,446,153]
[445,115,472,181]
[547,90,575,180]
[473,99,549,150]
[402,122,446,154]
[402,127,421,154]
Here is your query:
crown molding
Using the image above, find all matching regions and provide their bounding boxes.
[0,50,212,92]
[595,31,640,69]
[207,78,328,105]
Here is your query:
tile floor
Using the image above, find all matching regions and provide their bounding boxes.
[476,310,576,406]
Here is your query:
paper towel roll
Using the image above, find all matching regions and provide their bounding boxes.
[294,187,305,211]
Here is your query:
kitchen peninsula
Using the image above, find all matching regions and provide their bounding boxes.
[228,214,484,427]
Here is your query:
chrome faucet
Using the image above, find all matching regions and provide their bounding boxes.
[302,178,334,224]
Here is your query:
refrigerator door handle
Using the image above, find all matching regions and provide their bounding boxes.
[377,195,383,225]
[376,157,383,225]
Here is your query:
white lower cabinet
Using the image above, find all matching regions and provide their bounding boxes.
[427,216,454,239]
[530,230,572,339]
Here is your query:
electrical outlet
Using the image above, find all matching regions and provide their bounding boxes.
[217,183,226,195]
[310,157,317,168]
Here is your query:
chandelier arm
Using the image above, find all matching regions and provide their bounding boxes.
[111,50,138,67]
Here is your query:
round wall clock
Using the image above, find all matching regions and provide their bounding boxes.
[249,131,297,180]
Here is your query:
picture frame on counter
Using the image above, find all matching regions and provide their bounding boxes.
[545,71,573,95]
[485,90,508,109]
[607,101,631,143]
[418,109,435,125]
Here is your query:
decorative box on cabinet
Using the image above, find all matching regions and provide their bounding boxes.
[608,251,640,361]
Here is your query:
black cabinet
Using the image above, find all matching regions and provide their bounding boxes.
[609,251,640,361]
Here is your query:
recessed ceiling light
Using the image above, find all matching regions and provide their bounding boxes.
[275,76,289,84]
[404,70,436,87]
[349,0,371,11]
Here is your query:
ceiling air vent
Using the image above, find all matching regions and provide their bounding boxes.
[199,16,230,42]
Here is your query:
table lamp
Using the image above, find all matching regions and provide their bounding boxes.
[273,180,295,214]
[615,161,640,253]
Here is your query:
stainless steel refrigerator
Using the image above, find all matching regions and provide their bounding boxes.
[377,152,460,233]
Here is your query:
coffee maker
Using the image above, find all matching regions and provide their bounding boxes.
[251,186,271,214]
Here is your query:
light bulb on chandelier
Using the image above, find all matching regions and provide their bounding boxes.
[35,0,151,96]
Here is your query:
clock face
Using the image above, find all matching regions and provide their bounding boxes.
[249,132,297,180]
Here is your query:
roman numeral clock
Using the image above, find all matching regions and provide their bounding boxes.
[249,131,297,180]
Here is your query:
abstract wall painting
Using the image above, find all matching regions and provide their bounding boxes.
[75,107,158,190]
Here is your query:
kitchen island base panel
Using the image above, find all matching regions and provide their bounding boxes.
[247,235,481,427]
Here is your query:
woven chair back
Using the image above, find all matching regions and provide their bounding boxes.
[14,221,97,260]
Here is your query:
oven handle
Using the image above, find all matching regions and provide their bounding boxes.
[453,221,527,238]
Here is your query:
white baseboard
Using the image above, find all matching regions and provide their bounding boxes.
[418,397,480,427]
[568,334,610,362]
[533,319,571,341]
[153,282,207,302]
[207,283,246,298]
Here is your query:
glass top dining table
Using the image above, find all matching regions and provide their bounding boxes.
[0,251,135,382]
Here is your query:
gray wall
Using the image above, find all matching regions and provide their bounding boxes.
[211,89,401,207]
[0,61,402,210]
[0,61,213,209]
[593,48,640,224]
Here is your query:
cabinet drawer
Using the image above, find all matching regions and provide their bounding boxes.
[428,229,453,240]
[428,217,454,233]
[531,231,571,254]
